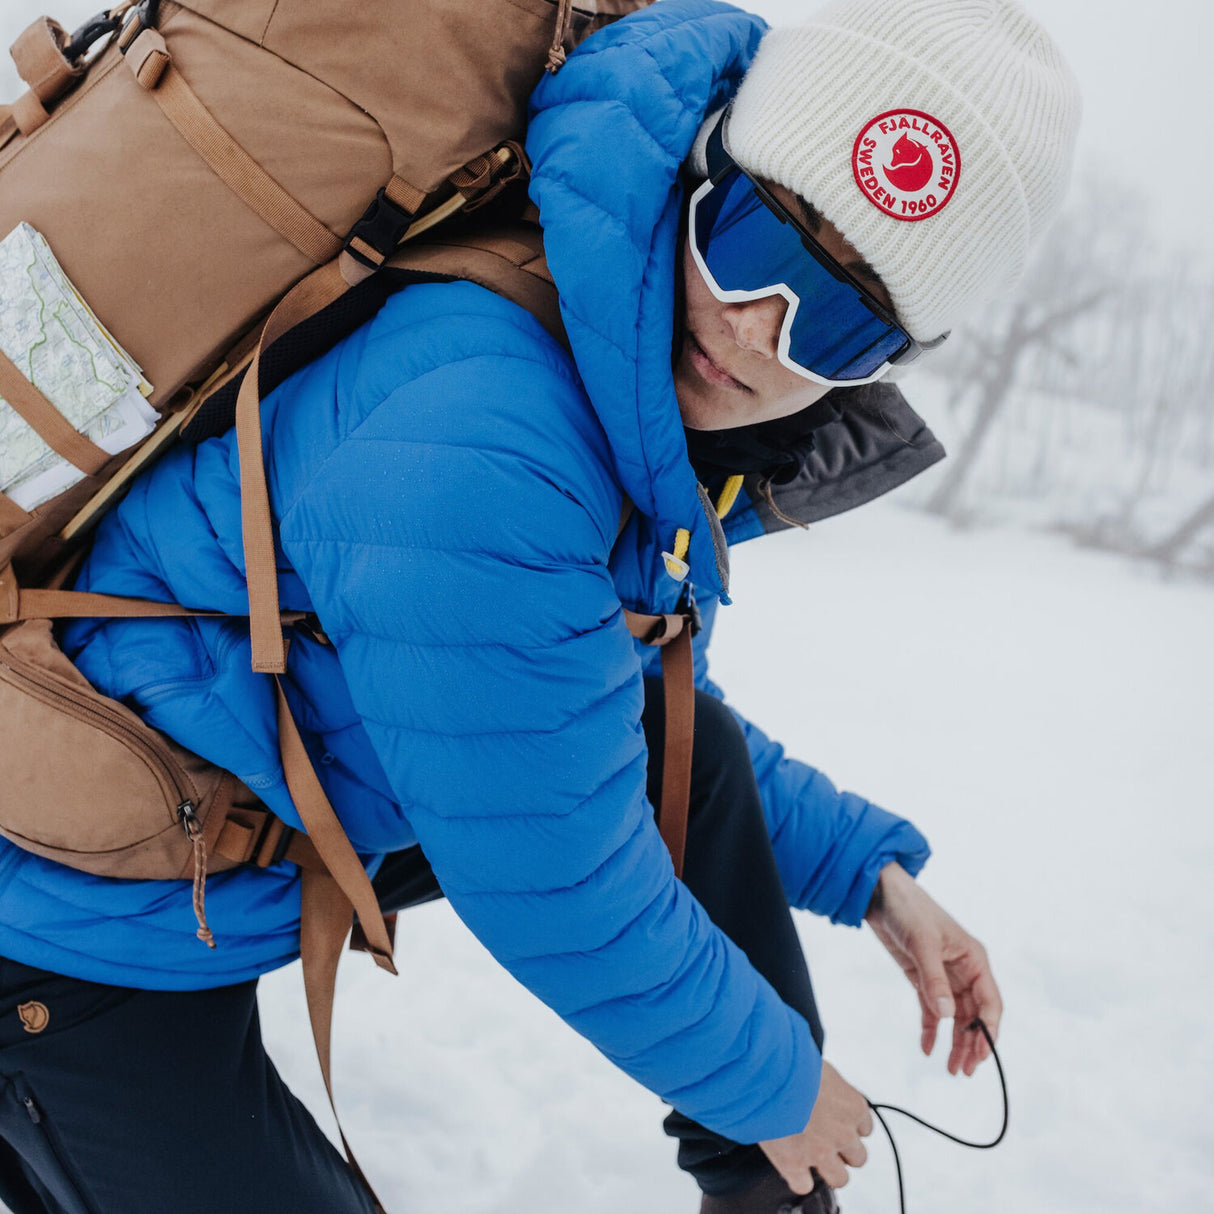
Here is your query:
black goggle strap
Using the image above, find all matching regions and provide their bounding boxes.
[705,108,733,182]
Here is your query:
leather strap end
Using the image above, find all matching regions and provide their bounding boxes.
[125,29,170,90]
[366,947,398,976]
[11,17,81,104]
[339,249,377,287]
[349,912,398,957]
[0,106,19,151]
[11,89,50,137]
[250,644,288,675]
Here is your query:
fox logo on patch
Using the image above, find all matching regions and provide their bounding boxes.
[885,134,934,193]
[17,1001,49,1034]
[852,110,961,222]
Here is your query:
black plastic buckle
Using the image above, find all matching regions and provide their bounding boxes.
[265,822,295,868]
[343,189,415,269]
[677,585,702,638]
[64,12,123,62]
[118,0,161,55]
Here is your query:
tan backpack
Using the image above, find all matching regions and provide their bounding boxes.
[0,3,701,1205]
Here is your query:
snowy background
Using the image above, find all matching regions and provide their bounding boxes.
[247,499,1214,1214]
[2,0,1212,1211]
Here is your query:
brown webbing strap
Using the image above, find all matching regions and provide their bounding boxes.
[621,606,695,880]
[125,30,342,265]
[273,674,397,974]
[235,259,351,674]
[657,626,694,877]
[0,349,111,476]
[300,866,388,1214]
[0,491,29,531]
[7,586,213,622]
[384,175,427,216]
[387,236,567,354]
[0,578,315,628]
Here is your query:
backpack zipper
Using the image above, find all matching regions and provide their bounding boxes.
[0,646,197,824]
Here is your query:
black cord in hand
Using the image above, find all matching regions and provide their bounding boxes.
[865,1018,1008,1213]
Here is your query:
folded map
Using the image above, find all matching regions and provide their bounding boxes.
[0,223,157,512]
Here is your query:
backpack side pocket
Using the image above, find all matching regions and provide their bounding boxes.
[0,618,233,881]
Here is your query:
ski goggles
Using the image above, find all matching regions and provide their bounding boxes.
[688,113,946,386]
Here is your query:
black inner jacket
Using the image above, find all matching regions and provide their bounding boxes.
[682,396,844,484]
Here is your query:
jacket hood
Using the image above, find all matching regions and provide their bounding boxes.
[528,0,766,601]
[527,0,944,599]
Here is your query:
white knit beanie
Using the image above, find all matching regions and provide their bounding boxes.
[707,0,1082,342]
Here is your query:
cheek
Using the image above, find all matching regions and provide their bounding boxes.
[682,237,720,326]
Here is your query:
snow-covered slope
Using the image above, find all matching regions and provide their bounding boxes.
[252,499,1214,1214]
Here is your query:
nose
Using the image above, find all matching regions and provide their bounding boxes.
[722,294,789,359]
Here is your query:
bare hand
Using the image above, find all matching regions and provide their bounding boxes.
[759,1061,873,1194]
[865,862,1003,1076]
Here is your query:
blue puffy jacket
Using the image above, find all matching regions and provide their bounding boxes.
[0,1,934,1143]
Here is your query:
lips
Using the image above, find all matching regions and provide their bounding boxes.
[689,332,749,391]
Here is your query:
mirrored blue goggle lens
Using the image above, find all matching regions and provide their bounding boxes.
[694,169,909,381]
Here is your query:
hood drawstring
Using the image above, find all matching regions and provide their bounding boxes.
[662,527,692,581]
[756,476,811,530]
[715,474,745,520]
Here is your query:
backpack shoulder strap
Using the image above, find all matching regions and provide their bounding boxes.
[384,221,568,352]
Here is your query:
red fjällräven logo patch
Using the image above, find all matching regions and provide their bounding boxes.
[852,110,961,222]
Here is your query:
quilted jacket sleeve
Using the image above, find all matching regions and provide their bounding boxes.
[641,599,931,925]
[702,676,932,926]
[274,287,818,1145]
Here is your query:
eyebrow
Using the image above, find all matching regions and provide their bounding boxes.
[800,199,891,305]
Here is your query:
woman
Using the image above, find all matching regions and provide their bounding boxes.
[0,1,1079,1211]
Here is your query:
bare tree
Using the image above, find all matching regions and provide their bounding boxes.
[1147,492,1214,565]
[919,164,1214,565]
[924,282,1106,518]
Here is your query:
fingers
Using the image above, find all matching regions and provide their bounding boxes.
[903,932,956,1058]
[948,1006,998,1076]
[759,1147,814,1196]
[812,1156,851,1190]
[788,1167,816,1197]
[946,947,1002,1075]
[918,957,957,1027]
[840,1136,868,1168]
[921,1006,939,1057]
[971,963,1003,1042]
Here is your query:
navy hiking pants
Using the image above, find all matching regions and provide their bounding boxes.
[0,680,823,1210]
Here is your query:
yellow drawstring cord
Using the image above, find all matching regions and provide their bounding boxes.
[662,477,743,580]
[715,474,745,520]
[663,527,692,580]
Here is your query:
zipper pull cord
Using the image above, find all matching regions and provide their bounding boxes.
[179,803,216,949]
[546,0,573,73]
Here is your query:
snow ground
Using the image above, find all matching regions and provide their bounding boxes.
[251,498,1214,1214]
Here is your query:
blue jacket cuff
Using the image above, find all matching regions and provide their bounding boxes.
[832,813,931,927]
